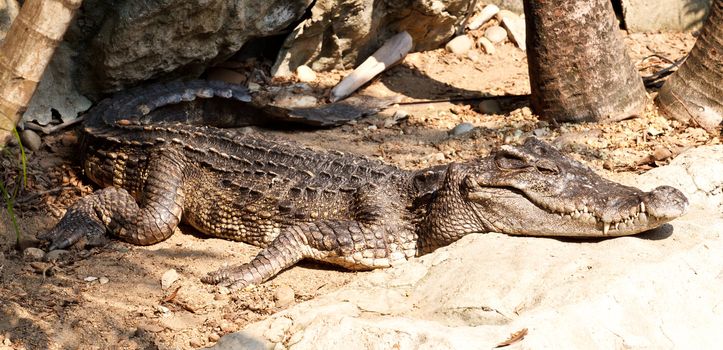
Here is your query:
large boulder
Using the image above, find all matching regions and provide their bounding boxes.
[74,0,314,94]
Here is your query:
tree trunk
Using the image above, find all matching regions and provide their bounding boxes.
[656,0,723,131]
[0,0,82,148]
[523,0,647,123]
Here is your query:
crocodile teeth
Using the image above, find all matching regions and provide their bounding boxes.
[603,222,610,235]
[640,202,646,213]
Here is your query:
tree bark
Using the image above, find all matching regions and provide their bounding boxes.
[0,0,82,148]
[656,0,723,131]
[523,0,647,123]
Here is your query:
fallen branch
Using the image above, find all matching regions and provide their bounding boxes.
[330,31,413,103]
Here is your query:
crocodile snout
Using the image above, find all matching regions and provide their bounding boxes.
[644,186,689,220]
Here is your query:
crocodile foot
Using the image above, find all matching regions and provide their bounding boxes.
[201,264,262,290]
[38,204,109,250]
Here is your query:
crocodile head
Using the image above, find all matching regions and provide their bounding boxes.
[425,138,688,241]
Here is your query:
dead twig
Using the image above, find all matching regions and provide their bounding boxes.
[495,328,528,348]
[24,116,84,135]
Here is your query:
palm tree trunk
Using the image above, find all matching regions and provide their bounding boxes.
[656,0,722,131]
[523,0,647,123]
[0,0,82,148]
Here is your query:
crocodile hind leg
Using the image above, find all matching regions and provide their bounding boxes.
[39,151,186,250]
[202,219,411,290]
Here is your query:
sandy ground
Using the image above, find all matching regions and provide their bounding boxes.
[0,30,719,349]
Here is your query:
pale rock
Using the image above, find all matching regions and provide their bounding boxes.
[467,4,500,30]
[497,10,526,50]
[448,122,475,136]
[161,269,179,290]
[295,65,317,82]
[19,130,41,152]
[273,93,318,109]
[477,37,496,55]
[478,99,502,114]
[44,249,70,262]
[25,44,92,124]
[445,35,474,56]
[205,332,266,350]
[265,317,293,343]
[247,82,261,92]
[484,25,507,44]
[274,284,295,308]
[23,248,45,261]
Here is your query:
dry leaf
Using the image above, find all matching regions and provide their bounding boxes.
[495,328,528,348]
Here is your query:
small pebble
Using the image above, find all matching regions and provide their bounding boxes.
[23,247,45,261]
[161,269,179,290]
[247,82,261,92]
[533,128,549,137]
[44,249,69,262]
[367,124,378,131]
[295,65,317,83]
[466,50,480,62]
[99,277,109,285]
[484,25,507,43]
[448,122,475,136]
[155,305,171,316]
[209,332,221,342]
[647,126,663,136]
[84,276,99,282]
[189,339,204,348]
[3,337,11,346]
[445,35,474,55]
[652,147,672,161]
[219,320,236,333]
[20,129,41,151]
[274,284,295,308]
[478,100,502,115]
[477,37,496,55]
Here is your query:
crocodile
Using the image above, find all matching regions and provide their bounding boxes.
[40,80,689,290]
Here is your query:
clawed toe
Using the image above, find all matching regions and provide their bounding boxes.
[39,210,107,250]
[202,264,256,290]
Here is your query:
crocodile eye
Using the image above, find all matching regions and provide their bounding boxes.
[535,159,559,175]
[495,153,529,170]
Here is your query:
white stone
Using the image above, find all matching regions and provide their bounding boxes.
[445,35,474,55]
[466,4,500,30]
[23,247,44,261]
[498,10,526,50]
[477,37,496,55]
[484,25,507,43]
[478,99,502,114]
[295,65,317,83]
[161,269,179,290]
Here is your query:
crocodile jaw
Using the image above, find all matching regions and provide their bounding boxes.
[467,185,688,237]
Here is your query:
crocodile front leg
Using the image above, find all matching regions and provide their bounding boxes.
[202,219,411,290]
[39,150,186,249]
